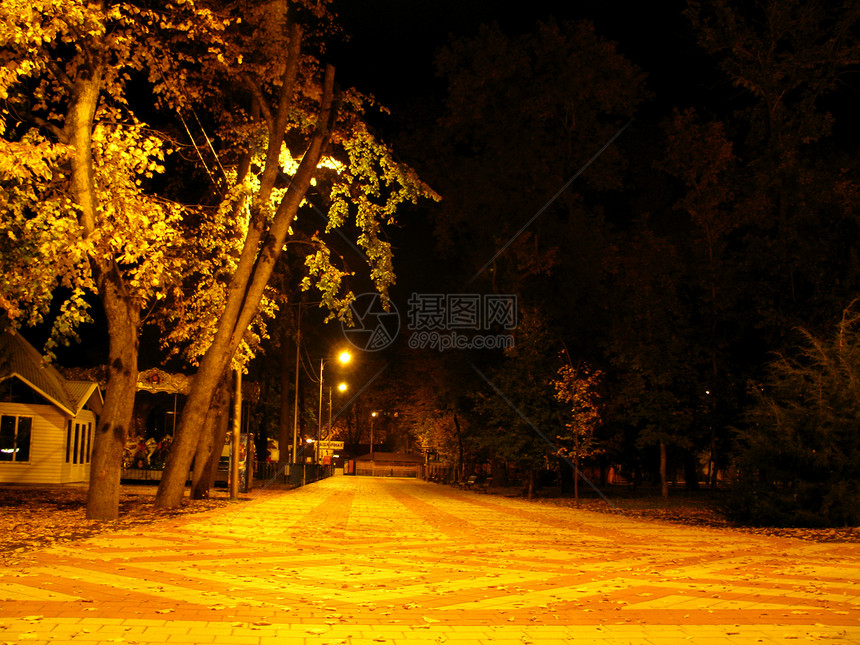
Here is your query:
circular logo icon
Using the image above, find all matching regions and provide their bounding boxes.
[341,293,400,352]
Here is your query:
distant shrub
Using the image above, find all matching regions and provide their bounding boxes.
[726,305,860,527]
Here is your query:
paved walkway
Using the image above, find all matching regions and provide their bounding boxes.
[1,476,858,644]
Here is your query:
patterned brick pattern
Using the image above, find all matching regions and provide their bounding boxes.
[1,476,858,644]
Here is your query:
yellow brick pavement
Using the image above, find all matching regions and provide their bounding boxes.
[1,476,858,644]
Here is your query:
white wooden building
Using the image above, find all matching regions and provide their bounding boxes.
[0,332,102,484]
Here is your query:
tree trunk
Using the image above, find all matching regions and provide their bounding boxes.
[491,458,507,487]
[453,412,464,481]
[684,450,700,491]
[559,455,573,494]
[525,468,535,500]
[154,65,336,509]
[86,278,140,520]
[190,370,231,499]
[190,411,215,500]
[709,427,719,489]
[574,455,580,501]
[205,387,232,492]
[63,53,141,522]
[659,441,669,498]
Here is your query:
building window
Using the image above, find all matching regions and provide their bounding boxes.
[0,415,32,462]
[73,424,80,465]
[78,422,87,465]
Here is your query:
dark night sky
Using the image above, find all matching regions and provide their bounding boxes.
[323,1,720,325]
[329,1,710,114]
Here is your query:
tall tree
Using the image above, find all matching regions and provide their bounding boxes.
[602,228,699,497]
[686,0,860,338]
[0,0,434,518]
[552,354,602,500]
[403,19,648,494]
[676,0,860,488]
[0,0,230,519]
[472,311,564,499]
[424,19,647,299]
[392,349,478,477]
[655,108,740,486]
[153,1,436,508]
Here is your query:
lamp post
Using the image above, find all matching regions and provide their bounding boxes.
[317,381,348,467]
[290,303,303,468]
[287,300,322,470]
[370,411,378,475]
[230,368,242,499]
[327,381,347,440]
[317,351,351,464]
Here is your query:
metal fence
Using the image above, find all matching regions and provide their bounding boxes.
[120,467,166,482]
[354,466,418,478]
[254,462,334,488]
[120,462,334,490]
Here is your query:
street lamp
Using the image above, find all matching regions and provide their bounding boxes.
[326,381,348,442]
[289,301,320,469]
[370,411,378,473]
[317,351,352,463]
[316,381,349,468]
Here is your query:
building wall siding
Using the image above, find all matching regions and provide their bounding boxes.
[0,403,94,484]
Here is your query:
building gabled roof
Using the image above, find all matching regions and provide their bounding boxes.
[0,332,102,417]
